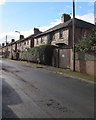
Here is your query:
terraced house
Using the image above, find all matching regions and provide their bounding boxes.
[16,28,42,53]
[34,14,94,68]
[34,14,94,48]
[1,13,95,70]
[2,28,42,59]
[1,43,6,57]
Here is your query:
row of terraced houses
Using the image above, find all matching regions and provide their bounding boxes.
[0,14,95,75]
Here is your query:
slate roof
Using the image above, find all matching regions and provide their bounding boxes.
[34,18,95,38]
[1,18,95,47]
[17,31,42,43]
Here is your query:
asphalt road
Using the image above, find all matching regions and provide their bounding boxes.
[1,59,94,118]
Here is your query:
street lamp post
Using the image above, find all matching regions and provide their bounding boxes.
[15,30,21,41]
[73,0,75,72]
[15,31,20,35]
[15,30,21,40]
[15,30,24,60]
[15,31,21,60]
[15,30,21,49]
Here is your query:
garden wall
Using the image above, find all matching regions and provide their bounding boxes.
[70,50,96,75]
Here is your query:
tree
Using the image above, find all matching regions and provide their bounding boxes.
[76,27,96,53]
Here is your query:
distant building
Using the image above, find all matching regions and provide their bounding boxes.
[1,28,42,59]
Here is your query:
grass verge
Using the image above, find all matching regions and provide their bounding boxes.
[3,59,96,83]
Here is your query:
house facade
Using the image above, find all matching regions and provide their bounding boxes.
[0,13,95,71]
[1,28,42,59]
[34,14,94,48]
[16,28,42,53]
[34,14,94,69]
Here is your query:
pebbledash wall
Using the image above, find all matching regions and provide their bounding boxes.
[70,50,96,75]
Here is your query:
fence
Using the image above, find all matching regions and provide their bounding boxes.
[52,48,71,68]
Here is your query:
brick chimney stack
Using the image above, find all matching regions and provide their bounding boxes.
[2,43,4,46]
[34,28,41,34]
[61,14,71,23]
[11,39,15,43]
[6,43,9,45]
[20,35,24,40]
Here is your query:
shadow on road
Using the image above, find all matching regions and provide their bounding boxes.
[2,78,22,119]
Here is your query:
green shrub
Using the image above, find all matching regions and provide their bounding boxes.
[76,27,96,53]
[12,52,20,60]
[20,44,56,65]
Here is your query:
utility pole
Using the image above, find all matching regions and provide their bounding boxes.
[5,35,8,58]
[73,0,75,72]
[94,1,96,25]
[6,35,7,45]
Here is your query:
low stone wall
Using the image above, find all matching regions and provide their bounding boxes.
[75,60,96,75]
[70,51,96,75]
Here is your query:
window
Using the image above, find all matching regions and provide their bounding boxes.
[24,41,26,45]
[36,38,38,45]
[27,40,29,45]
[52,34,55,40]
[41,36,44,43]
[59,30,63,39]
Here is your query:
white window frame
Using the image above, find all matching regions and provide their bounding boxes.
[52,33,55,40]
[36,38,39,45]
[41,36,44,43]
[59,30,63,39]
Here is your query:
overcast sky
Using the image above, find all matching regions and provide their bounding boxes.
[0,1,95,44]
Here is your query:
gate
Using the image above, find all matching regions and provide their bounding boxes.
[52,48,71,68]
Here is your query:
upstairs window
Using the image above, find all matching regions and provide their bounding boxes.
[41,36,44,43]
[36,38,38,45]
[27,40,29,45]
[59,30,63,39]
[24,41,26,45]
[52,34,55,40]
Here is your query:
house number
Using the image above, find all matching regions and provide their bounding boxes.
[62,55,65,57]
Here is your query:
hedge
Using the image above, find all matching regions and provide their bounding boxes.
[12,52,19,60]
[75,52,96,61]
[20,45,56,65]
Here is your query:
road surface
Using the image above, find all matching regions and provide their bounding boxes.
[1,59,94,118]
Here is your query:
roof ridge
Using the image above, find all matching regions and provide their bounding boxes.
[74,18,94,25]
